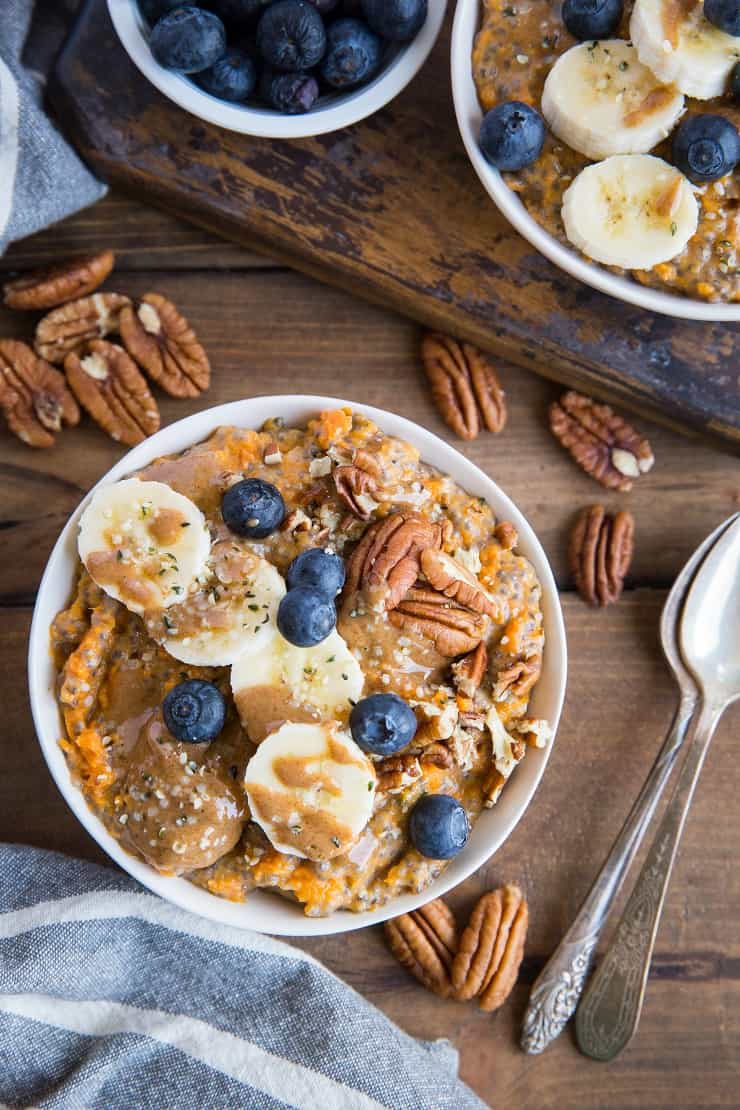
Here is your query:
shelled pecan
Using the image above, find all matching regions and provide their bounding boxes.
[376,753,422,794]
[549,390,654,492]
[419,742,454,769]
[389,585,488,656]
[492,655,541,701]
[65,340,160,446]
[35,293,131,364]
[494,521,518,550]
[421,332,506,440]
[451,884,528,1011]
[3,249,114,310]
[0,339,79,447]
[119,293,210,397]
[413,698,459,747]
[451,641,488,697]
[421,548,499,619]
[569,504,635,607]
[384,899,459,998]
[344,513,446,611]
[334,464,379,520]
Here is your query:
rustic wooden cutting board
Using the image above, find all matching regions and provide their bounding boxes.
[49,0,740,449]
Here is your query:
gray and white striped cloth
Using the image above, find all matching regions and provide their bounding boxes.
[0,0,105,256]
[0,845,485,1109]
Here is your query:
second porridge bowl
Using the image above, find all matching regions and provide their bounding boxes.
[29,396,566,936]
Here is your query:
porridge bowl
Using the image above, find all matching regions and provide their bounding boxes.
[451,0,740,322]
[29,396,566,937]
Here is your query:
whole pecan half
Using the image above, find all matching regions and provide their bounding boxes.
[421,332,507,440]
[569,504,635,607]
[334,464,379,521]
[120,293,210,397]
[451,641,488,697]
[384,899,459,998]
[389,585,488,657]
[35,292,131,364]
[492,655,541,701]
[421,548,499,620]
[65,340,160,446]
[376,753,422,794]
[549,390,654,492]
[3,249,114,310]
[344,513,446,611]
[0,339,79,447]
[451,884,528,1011]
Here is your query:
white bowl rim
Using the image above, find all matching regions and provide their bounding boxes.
[29,394,567,936]
[450,0,740,323]
[107,0,447,138]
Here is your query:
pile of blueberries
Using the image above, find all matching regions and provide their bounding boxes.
[162,474,471,862]
[139,0,426,115]
[479,0,740,186]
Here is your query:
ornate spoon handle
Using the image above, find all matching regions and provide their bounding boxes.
[575,698,721,1060]
[521,694,696,1055]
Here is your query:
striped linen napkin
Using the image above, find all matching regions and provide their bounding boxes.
[0,844,485,1109]
[0,1,105,256]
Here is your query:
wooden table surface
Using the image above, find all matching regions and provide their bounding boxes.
[1,194,738,1109]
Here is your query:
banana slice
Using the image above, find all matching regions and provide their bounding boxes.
[78,478,210,615]
[231,628,364,743]
[630,0,738,100]
[244,721,376,860]
[148,550,286,667]
[562,154,698,269]
[541,41,685,161]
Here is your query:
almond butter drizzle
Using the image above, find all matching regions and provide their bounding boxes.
[661,0,699,49]
[273,755,342,796]
[86,550,158,609]
[247,782,355,860]
[147,507,186,545]
[623,86,677,128]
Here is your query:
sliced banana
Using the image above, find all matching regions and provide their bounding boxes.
[244,721,376,861]
[541,41,685,161]
[562,154,698,269]
[231,628,364,743]
[147,550,286,667]
[630,0,739,100]
[78,478,210,615]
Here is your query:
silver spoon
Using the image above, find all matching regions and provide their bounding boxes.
[575,514,740,1060]
[521,514,738,1055]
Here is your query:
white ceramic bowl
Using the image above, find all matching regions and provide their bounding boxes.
[450,0,740,322]
[29,396,566,936]
[107,0,446,138]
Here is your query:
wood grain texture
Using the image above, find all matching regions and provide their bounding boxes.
[1,194,738,1108]
[47,0,740,450]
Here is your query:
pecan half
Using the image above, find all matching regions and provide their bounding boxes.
[451,641,488,697]
[376,753,422,794]
[344,513,446,611]
[569,504,635,607]
[0,339,79,447]
[334,464,379,521]
[421,548,499,620]
[451,884,528,1011]
[494,521,518,550]
[384,899,458,998]
[420,742,454,769]
[389,586,488,657]
[35,293,131,364]
[3,249,114,310]
[119,293,210,397]
[549,390,654,492]
[65,340,160,446]
[493,655,541,701]
[422,332,506,440]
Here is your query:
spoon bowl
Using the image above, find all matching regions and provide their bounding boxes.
[680,516,740,705]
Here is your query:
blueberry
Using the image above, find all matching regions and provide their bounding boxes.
[201,0,264,25]
[704,0,740,36]
[221,478,286,538]
[287,548,345,597]
[277,588,336,646]
[561,0,622,39]
[150,7,227,73]
[163,679,226,743]
[257,0,326,71]
[732,62,740,104]
[479,101,545,171]
[672,114,740,184]
[320,18,382,88]
[408,794,470,860]
[305,0,340,14]
[349,693,417,757]
[139,0,184,26]
[197,47,257,99]
[360,0,426,41]
[260,67,320,112]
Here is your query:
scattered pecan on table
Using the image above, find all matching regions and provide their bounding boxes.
[421,332,507,441]
[384,899,460,999]
[35,292,132,364]
[3,249,115,311]
[549,390,654,492]
[65,339,161,447]
[569,504,635,607]
[119,292,210,397]
[0,339,79,447]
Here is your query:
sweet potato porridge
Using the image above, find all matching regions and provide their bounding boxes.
[51,409,550,916]
[472,0,740,302]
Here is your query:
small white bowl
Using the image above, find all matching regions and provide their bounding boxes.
[107,0,446,138]
[29,396,566,936]
[450,0,740,322]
